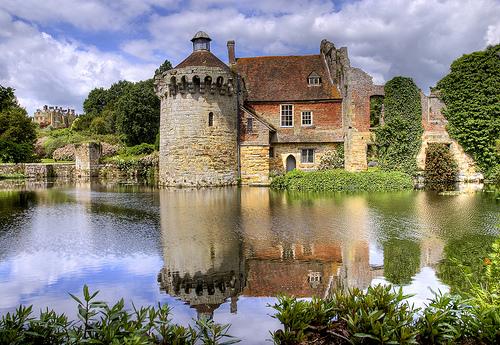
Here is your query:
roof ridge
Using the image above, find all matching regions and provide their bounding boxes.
[237,54,320,60]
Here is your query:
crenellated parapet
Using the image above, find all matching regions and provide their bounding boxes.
[155,67,236,99]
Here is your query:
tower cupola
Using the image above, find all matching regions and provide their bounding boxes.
[191,31,211,52]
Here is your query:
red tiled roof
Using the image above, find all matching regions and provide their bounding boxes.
[175,50,229,70]
[236,55,341,102]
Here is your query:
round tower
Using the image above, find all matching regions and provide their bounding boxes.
[155,31,238,187]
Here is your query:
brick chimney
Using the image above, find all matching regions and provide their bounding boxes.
[227,40,235,65]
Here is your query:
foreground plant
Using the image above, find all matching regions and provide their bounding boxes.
[269,239,500,345]
[0,285,239,345]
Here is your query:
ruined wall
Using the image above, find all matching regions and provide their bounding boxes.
[75,142,101,177]
[155,66,238,187]
[417,92,480,180]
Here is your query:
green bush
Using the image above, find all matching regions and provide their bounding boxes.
[375,77,423,175]
[436,44,500,173]
[0,285,239,345]
[424,143,458,189]
[270,169,414,192]
[486,164,500,185]
[318,146,344,170]
[122,143,156,156]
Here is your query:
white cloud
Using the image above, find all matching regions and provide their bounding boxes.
[1,0,499,114]
[0,10,156,113]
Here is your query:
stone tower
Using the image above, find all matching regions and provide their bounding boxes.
[155,31,238,187]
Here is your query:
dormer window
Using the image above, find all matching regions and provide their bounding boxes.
[308,72,321,85]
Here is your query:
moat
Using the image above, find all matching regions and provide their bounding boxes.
[0,182,498,344]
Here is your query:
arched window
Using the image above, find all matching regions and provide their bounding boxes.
[216,76,224,87]
[208,112,214,127]
[307,72,321,85]
[193,75,201,92]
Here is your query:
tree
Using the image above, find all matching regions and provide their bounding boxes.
[0,86,37,162]
[155,59,173,77]
[115,79,160,145]
[83,87,108,117]
[436,44,500,173]
[375,77,423,174]
[0,85,18,112]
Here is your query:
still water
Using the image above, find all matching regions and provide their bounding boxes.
[0,181,498,343]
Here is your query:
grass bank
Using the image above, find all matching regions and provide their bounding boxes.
[270,169,414,192]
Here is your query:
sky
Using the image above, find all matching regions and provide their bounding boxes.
[0,0,499,115]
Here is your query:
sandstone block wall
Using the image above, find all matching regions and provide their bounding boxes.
[240,146,270,185]
[269,142,342,173]
[344,130,369,171]
[156,66,238,187]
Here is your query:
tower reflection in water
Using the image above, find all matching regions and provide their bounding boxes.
[158,188,381,318]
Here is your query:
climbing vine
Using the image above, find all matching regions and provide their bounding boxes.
[436,44,500,174]
[375,77,423,175]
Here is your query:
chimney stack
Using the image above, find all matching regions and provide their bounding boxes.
[227,40,235,65]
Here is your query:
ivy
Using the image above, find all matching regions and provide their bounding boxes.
[424,143,458,189]
[375,77,423,175]
[436,44,500,173]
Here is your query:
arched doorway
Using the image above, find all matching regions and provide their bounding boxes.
[286,155,296,172]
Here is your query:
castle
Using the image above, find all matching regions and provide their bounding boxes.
[154,31,476,187]
[33,105,77,129]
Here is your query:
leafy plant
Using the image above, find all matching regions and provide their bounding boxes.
[424,143,458,190]
[318,146,344,170]
[436,44,500,174]
[270,169,413,192]
[375,77,423,175]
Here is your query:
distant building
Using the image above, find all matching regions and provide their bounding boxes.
[33,105,78,129]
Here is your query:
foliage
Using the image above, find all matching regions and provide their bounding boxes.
[270,169,414,192]
[154,59,173,78]
[383,239,421,285]
[485,164,500,185]
[424,143,458,189]
[370,95,384,128]
[318,146,344,170]
[436,44,500,174]
[375,77,423,175]
[0,86,37,163]
[121,143,156,156]
[0,285,238,345]
[115,79,160,146]
[0,85,18,112]
[90,116,113,135]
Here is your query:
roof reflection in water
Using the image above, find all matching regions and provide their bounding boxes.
[158,187,384,317]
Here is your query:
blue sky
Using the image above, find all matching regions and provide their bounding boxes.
[0,0,499,114]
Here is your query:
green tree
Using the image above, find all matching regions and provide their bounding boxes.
[375,77,423,174]
[115,79,160,145]
[0,85,18,112]
[436,44,500,173]
[0,87,37,162]
[82,87,108,117]
[424,143,458,189]
[155,59,173,77]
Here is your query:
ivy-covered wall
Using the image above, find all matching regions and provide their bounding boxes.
[436,44,500,174]
[375,77,423,174]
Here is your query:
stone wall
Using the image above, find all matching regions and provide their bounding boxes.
[75,142,101,177]
[156,66,238,187]
[344,131,369,171]
[240,146,270,185]
[269,142,341,173]
[0,164,24,175]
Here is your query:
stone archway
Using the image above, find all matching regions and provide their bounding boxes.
[286,155,296,172]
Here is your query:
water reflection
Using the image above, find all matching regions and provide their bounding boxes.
[0,184,498,344]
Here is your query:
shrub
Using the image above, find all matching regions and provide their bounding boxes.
[270,169,413,192]
[486,164,500,185]
[424,143,458,189]
[318,147,344,170]
[123,143,156,156]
